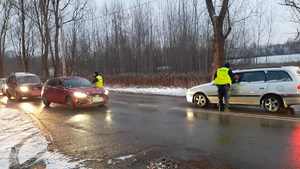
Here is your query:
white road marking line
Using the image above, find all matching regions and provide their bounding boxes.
[171,106,300,122]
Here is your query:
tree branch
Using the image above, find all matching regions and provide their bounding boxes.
[224,9,232,39]
[205,0,216,25]
[219,0,230,21]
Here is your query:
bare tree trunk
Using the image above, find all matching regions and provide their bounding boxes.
[51,0,61,77]
[20,0,29,72]
[41,0,50,79]
[0,1,11,77]
[212,19,226,71]
[0,44,4,77]
[205,0,231,75]
[60,17,66,76]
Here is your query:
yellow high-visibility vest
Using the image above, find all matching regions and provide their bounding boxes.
[95,75,104,88]
[213,67,232,85]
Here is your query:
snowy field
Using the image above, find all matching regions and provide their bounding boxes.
[0,108,86,169]
[107,86,187,97]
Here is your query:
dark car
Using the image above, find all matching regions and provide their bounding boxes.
[41,76,109,109]
[0,78,7,95]
[6,72,42,101]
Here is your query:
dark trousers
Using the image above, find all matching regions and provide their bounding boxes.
[217,85,230,111]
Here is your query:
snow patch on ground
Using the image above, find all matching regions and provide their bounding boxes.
[107,86,187,97]
[0,108,86,169]
[114,154,135,160]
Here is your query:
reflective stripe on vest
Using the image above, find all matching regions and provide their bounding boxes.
[95,75,104,88]
[213,67,232,85]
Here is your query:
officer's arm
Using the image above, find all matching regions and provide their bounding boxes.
[92,77,98,83]
[214,71,217,80]
[228,70,235,83]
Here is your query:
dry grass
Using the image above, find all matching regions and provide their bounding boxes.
[105,73,210,88]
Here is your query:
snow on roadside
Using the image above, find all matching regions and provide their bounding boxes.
[107,86,187,97]
[0,108,87,169]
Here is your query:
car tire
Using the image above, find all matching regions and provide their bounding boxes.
[262,95,283,113]
[42,97,51,107]
[6,91,12,100]
[15,92,22,101]
[193,93,208,108]
[66,96,76,110]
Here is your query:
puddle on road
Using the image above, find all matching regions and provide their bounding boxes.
[19,102,44,114]
[180,107,300,169]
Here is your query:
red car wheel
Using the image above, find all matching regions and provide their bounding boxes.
[66,96,76,110]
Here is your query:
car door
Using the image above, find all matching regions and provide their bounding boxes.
[230,71,267,105]
[54,79,68,103]
[265,70,294,95]
[43,79,56,102]
[7,75,17,96]
[48,79,67,104]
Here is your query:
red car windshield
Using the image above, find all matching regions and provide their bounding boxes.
[63,78,93,88]
[17,76,41,84]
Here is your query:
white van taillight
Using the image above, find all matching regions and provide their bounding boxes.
[297,84,300,91]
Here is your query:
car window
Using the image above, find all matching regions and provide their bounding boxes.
[266,71,292,82]
[47,79,63,87]
[47,79,56,86]
[239,71,266,83]
[63,78,92,88]
[7,76,16,84]
[7,76,11,82]
[233,73,242,83]
[17,75,41,84]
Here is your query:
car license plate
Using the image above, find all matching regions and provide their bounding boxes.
[93,96,103,103]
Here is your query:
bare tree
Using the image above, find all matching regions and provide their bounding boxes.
[32,0,51,79]
[283,0,300,39]
[0,0,12,77]
[50,0,88,76]
[20,0,29,72]
[205,0,232,73]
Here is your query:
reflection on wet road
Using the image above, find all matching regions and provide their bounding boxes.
[1,92,300,169]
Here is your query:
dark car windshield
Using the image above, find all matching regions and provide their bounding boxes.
[17,76,41,84]
[63,78,92,88]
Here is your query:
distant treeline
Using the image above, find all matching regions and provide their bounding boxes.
[1,0,298,80]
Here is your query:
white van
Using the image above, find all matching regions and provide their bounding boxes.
[186,66,300,112]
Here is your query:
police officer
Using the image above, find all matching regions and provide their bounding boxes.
[93,72,104,88]
[213,63,234,112]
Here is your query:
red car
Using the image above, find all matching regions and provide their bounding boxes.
[41,76,109,109]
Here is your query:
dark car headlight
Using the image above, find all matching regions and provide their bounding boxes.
[19,86,29,93]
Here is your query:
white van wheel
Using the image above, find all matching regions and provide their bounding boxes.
[263,95,283,113]
[193,93,208,108]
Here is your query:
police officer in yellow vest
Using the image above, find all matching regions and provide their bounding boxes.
[213,63,234,112]
[93,72,104,88]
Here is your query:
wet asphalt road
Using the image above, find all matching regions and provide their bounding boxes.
[2,92,300,169]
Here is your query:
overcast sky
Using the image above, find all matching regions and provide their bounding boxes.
[92,0,298,44]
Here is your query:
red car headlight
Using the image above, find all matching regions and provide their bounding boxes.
[73,92,88,99]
